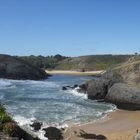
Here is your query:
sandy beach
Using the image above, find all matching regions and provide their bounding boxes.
[45,70,105,76]
[63,109,140,140]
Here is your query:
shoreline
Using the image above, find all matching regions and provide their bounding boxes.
[64,109,140,140]
[45,70,105,76]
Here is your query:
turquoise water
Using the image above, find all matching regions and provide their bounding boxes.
[0,75,115,139]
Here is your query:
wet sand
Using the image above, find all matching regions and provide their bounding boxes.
[63,109,140,140]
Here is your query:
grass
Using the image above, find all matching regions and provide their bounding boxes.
[0,104,13,131]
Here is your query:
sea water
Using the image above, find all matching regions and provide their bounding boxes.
[0,75,116,139]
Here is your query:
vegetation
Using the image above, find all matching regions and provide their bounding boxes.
[0,104,13,132]
[19,54,133,71]
[3,122,19,137]
[105,55,140,86]
[55,55,133,71]
[19,54,68,69]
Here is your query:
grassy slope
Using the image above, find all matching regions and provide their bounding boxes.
[108,55,140,86]
[55,55,133,71]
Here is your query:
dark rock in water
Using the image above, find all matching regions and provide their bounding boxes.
[62,85,78,90]
[73,84,78,88]
[78,84,87,93]
[62,86,67,90]
[30,121,43,131]
[105,83,140,110]
[43,127,63,140]
[0,54,48,80]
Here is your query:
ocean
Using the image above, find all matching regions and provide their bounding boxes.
[0,75,116,139]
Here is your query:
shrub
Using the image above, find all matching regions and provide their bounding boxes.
[0,113,12,124]
[3,122,19,137]
[0,104,6,113]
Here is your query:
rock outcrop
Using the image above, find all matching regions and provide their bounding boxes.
[85,78,109,100]
[105,83,140,110]
[0,54,48,80]
[43,127,63,140]
[77,56,140,110]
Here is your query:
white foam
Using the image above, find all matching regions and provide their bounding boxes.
[0,79,15,89]
[13,115,36,126]
[35,130,48,140]
[23,80,60,88]
[67,87,87,99]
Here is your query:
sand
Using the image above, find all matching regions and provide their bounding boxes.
[63,110,140,140]
[45,70,105,76]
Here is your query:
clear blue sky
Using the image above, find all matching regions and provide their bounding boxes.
[0,0,140,56]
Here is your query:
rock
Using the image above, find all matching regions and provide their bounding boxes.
[43,127,63,140]
[30,121,43,131]
[77,84,87,93]
[73,84,78,88]
[78,130,107,140]
[0,54,48,80]
[105,83,140,110]
[85,78,110,100]
[62,86,72,90]
[62,86,67,90]
[62,85,79,90]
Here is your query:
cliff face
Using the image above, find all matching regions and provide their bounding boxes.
[0,54,48,80]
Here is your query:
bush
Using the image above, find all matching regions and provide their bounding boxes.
[0,104,6,112]
[0,113,12,124]
[3,122,19,137]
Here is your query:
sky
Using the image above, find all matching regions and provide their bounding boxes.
[0,0,140,56]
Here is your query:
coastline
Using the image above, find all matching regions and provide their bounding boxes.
[45,70,105,76]
[64,109,140,140]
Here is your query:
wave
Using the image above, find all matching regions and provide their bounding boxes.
[65,87,87,99]
[13,115,69,140]
[0,79,16,89]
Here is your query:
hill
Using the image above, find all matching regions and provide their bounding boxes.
[55,55,133,71]
[105,55,140,86]
[0,54,48,80]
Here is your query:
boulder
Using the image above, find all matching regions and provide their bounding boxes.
[0,54,48,80]
[77,84,87,93]
[30,121,43,131]
[85,78,110,100]
[78,130,107,140]
[105,83,140,110]
[43,127,63,140]
[62,86,67,90]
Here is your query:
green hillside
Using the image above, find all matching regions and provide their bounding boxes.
[55,55,133,71]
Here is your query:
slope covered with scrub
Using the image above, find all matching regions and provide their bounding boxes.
[105,55,140,86]
[55,55,132,71]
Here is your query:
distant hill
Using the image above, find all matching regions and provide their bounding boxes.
[0,54,48,80]
[20,54,67,69]
[55,55,133,71]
